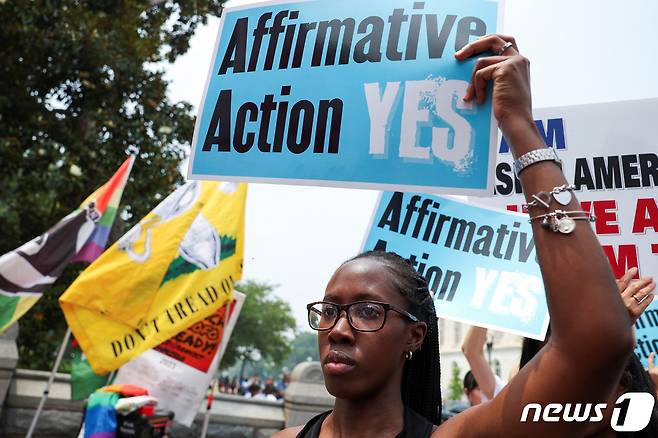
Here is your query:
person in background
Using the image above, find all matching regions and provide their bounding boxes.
[245,383,262,399]
[261,383,279,401]
[461,326,506,402]
[462,371,482,406]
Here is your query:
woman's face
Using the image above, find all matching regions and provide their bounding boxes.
[318,258,426,400]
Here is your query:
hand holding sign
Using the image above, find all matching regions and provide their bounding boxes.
[618,267,656,324]
[455,34,538,158]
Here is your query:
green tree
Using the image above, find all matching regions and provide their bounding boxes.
[448,361,463,401]
[223,281,296,373]
[0,1,226,370]
[282,331,319,371]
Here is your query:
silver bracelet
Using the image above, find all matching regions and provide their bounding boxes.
[529,210,596,234]
[514,147,562,178]
[523,184,576,211]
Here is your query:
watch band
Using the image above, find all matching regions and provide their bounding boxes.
[513,147,562,177]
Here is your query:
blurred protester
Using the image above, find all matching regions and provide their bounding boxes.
[462,371,482,407]
[245,383,262,399]
[461,326,506,401]
[260,383,279,401]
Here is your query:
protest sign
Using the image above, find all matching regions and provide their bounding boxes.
[362,191,549,339]
[188,0,501,195]
[635,301,658,368]
[474,100,657,286]
[114,292,245,427]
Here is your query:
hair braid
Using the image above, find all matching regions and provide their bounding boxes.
[345,250,442,424]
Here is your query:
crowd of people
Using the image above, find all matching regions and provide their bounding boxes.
[217,374,290,401]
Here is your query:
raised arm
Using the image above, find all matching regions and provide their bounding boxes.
[461,326,497,400]
[438,35,634,437]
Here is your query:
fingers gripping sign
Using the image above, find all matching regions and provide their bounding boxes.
[454,34,533,131]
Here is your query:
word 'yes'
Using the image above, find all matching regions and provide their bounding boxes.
[472,267,541,323]
[365,80,473,162]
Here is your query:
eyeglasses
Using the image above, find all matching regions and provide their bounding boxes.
[306,301,419,332]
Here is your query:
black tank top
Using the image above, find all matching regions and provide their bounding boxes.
[295,406,434,438]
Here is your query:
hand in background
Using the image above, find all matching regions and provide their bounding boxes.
[617,267,656,325]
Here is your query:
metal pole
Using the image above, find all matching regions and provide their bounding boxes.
[199,379,215,438]
[200,308,231,438]
[26,328,72,438]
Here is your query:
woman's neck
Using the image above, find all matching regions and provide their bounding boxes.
[322,387,406,438]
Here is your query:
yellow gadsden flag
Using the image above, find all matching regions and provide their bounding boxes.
[60,181,247,374]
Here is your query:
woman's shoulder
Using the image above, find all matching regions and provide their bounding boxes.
[270,426,304,438]
[270,410,331,438]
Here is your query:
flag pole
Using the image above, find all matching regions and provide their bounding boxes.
[26,327,72,438]
[200,308,232,438]
[200,379,216,438]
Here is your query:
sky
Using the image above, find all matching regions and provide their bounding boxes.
[165,0,658,328]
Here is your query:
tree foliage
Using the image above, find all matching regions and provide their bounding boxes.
[0,0,226,369]
[448,362,464,401]
[222,280,297,369]
[281,331,319,371]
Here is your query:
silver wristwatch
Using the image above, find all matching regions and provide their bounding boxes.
[513,147,562,177]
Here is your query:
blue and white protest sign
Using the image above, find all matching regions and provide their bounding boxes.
[188,0,500,195]
[635,301,658,368]
[362,191,550,339]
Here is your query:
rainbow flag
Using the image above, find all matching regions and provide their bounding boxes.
[83,390,120,438]
[73,157,134,262]
[0,157,134,334]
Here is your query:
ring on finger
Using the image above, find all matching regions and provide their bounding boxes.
[496,41,514,56]
[634,294,649,304]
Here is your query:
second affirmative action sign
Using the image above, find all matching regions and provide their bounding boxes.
[188,0,500,195]
[362,192,549,339]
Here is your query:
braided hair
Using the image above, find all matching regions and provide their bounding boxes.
[344,250,442,424]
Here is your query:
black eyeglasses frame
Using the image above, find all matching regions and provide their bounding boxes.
[306,300,420,333]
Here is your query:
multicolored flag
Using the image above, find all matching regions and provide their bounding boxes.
[60,181,247,374]
[0,157,134,334]
[72,157,135,263]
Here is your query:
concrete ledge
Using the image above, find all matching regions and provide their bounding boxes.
[1,363,339,436]
[202,393,284,429]
[7,369,83,411]
[1,370,286,437]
